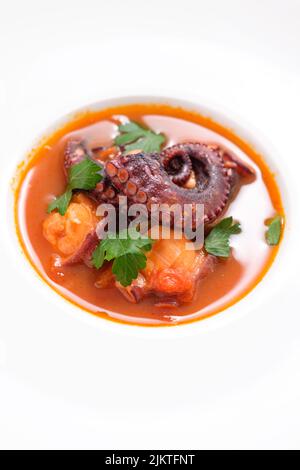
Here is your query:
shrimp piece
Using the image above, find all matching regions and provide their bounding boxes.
[43,193,99,264]
[145,236,200,303]
[116,231,216,305]
[42,212,65,247]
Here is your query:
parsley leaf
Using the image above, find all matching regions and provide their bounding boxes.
[265,215,282,246]
[47,157,103,216]
[67,158,103,190]
[112,253,146,287]
[114,121,165,153]
[204,217,241,257]
[47,187,73,216]
[92,229,155,287]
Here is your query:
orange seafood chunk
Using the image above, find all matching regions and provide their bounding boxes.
[43,193,98,256]
[151,268,194,295]
[144,233,199,278]
[144,236,199,301]
[116,230,214,305]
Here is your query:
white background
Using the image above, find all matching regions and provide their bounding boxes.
[0,0,300,450]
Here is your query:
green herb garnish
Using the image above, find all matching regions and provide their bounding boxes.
[204,217,241,257]
[47,157,103,216]
[92,229,155,287]
[265,215,282,246]
[47,188,73,216]
[114,121,165,153]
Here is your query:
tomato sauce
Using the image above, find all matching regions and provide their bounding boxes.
[14,103,284,326]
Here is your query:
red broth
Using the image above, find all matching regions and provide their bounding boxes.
[15,103,284,326]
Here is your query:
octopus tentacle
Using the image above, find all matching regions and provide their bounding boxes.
[63,139,255,226]
[64,138,120,204]
[106,143,232,225]
[160,145,193,185]
[89,177,120,205]
[215,147,256,200]
[64,139,90,170]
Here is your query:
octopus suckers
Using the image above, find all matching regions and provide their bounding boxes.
[106,162,118,177]
[118,168,129,183]
[126,181,138,196]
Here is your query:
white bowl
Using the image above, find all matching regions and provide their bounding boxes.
[7,95,292,338]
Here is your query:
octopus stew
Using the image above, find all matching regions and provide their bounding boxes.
[15,103,284,325]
